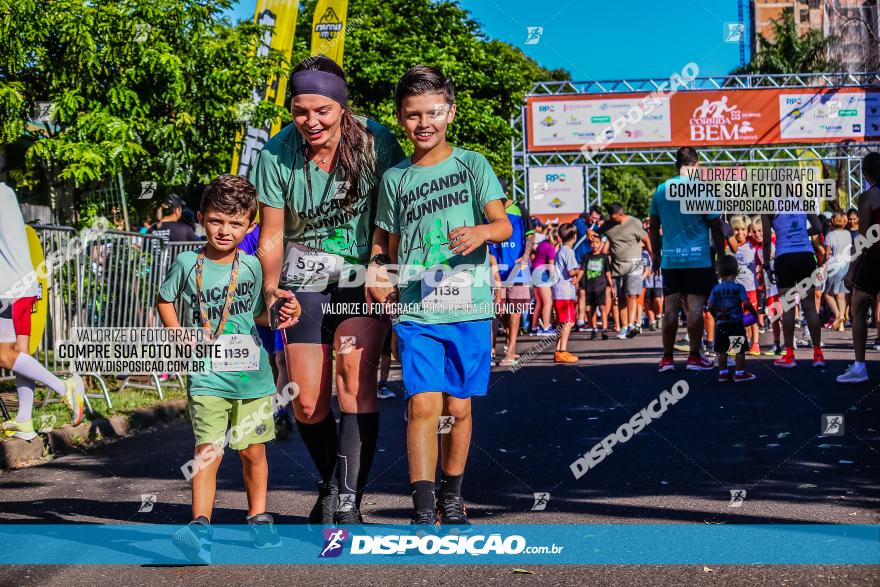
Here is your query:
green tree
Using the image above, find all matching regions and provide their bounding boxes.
[598,166,659,219]
[0,0,288,219]
[291,0,568,179]
[733,10,835,74]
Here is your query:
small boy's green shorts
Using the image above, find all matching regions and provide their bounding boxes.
[188,394,275,451]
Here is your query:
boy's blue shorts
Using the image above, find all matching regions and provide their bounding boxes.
[393,319,492,399]
[256,325,277,355]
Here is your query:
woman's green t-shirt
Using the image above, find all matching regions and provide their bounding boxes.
[251,117,405,287]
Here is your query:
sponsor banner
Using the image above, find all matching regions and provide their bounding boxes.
[531,96,672,149]
[310,0,349,66]
[230,0,300,177]
[0,524,876,564]
[780,91,879,141]
[527,88,879,151]
[527,166,585,222]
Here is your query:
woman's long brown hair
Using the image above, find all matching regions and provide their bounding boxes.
[292,57,376,215]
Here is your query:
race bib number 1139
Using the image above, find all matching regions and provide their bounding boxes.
[212,334,259,372]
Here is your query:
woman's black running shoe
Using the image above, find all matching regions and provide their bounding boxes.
[308,482,338,525]
[411,508,439,526]
[333,493,364,525]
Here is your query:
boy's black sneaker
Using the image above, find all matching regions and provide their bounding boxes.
[247,512,281,549]
[274,413,294,441]
[308,481,338,526]
[172,516,213,565]
[590,329,597,340]
[437,494,471,527]
[601,330,609,340]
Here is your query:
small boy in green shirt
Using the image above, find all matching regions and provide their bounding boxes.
[157,174,299,563]
[372,66,512,527]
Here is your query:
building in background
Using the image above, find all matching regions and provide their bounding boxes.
[751,0,824,44]
[750,0,879,71]
[824,0,880,71]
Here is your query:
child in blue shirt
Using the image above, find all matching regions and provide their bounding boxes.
[708,255,759,383]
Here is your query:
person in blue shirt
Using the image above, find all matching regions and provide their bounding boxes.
[488,180,532,367]
[649,147,726,373]
[573,211,591,264]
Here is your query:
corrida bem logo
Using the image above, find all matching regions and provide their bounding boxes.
[315,7,343,39]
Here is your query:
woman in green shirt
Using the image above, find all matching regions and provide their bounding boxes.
[253,56,405,526]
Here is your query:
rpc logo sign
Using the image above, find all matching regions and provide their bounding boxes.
[545,173,566,182]
[538,105,556,113]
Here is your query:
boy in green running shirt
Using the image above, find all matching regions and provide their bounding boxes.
[157,175,299,562]
[372,66,512,527]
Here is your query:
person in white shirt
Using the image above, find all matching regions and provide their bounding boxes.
[822,212,853,332]
[0,182,85,438]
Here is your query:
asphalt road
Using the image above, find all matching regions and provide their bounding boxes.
[1,326,878,585]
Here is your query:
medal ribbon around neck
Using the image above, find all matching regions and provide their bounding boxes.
[195,247,240,341]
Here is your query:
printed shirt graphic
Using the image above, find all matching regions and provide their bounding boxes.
[158,251,274,399]
[582,253,610,292]
[709,280,749,324]
[650,176,720,270]
[147,221,197,243]
[734,240,758,292]
[772,213,813,256]
[376,147,505,324]
[251,117,405,286]
[552,245,578,301]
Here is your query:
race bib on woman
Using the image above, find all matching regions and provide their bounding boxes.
[282,242,343,285]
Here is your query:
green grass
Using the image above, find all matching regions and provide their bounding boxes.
[1,376,187,433]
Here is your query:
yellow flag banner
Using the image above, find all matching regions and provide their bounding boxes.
[310,0,349,66]
[796,148,827,212]
[230,0,299,177]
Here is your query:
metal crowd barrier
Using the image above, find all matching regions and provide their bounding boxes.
[1,226,205,411]
[116,239,202,398]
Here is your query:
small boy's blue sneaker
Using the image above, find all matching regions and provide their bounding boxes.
[248,512,281,549]
[172,516,213,565]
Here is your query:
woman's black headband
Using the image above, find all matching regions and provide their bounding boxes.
[290,70,348,108]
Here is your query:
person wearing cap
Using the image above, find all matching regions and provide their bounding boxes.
[147,194,198,242]
[252,56,405,526]
[529,216,547,243]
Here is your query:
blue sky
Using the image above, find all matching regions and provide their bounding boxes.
[229,0,747,80]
